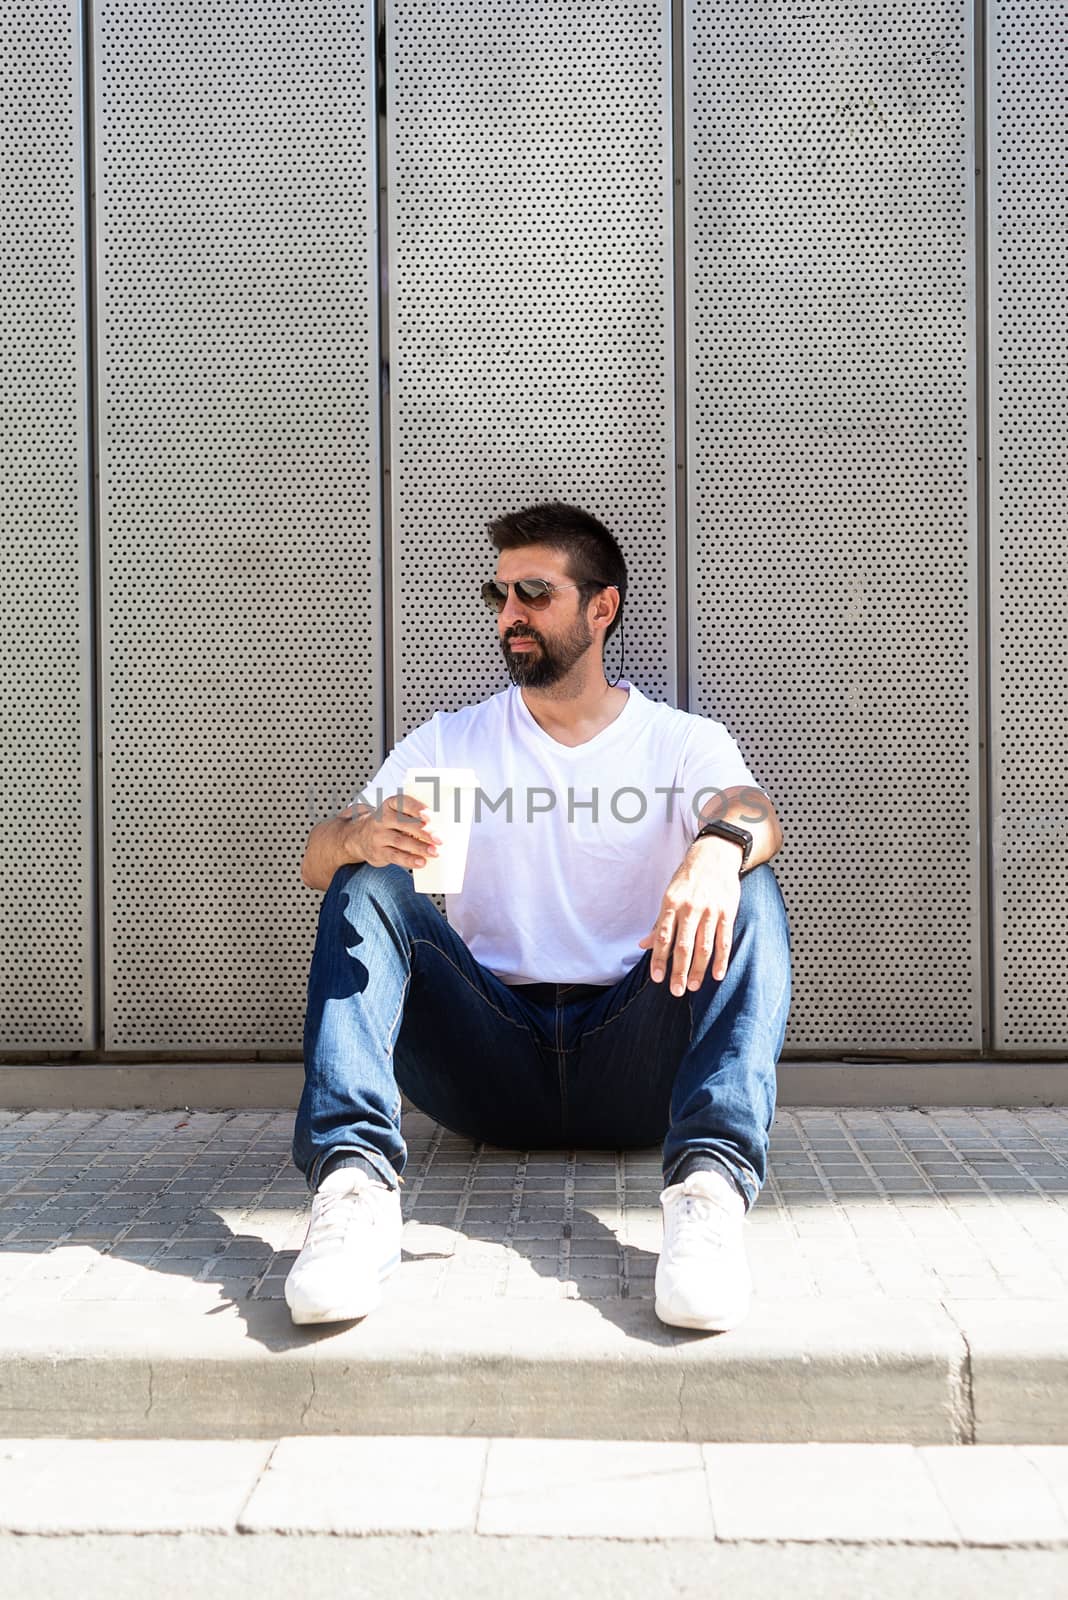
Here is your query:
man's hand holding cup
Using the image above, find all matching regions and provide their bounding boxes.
[342,794,441,871]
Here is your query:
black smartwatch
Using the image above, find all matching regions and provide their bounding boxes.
[693,818,754,875]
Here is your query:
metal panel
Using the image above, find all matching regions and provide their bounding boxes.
[989,5,1068,1049]
[0,3,94,1049]
[94,3,381,1049]
[685,1,982,1050]
[386,0,675,733]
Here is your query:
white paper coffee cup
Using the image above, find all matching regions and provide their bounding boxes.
[402,767,479,894]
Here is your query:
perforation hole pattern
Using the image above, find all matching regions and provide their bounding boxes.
[96,2,379,1048]
[989,2,1068,1048]
[386,0,674,739]
[686,1,980,1049]
[0,3,92,1049]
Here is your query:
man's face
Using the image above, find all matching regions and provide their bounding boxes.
[494,545,596,688]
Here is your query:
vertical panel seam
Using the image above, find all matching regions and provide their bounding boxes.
[80,0,104,1050]
[671,0,689,714]
[973,0,994,1054]
[375,0,394,759]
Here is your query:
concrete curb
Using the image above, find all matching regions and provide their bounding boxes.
[0,1296,987,1444]
[944,1301,1068,1444]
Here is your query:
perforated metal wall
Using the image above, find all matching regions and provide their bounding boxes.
[6,3,1063,1060]
[94,2,381,1048]
[685,1,982,1050]
[385,0,675,737]
[989,5,1068,1050]
[0,4,94,1049]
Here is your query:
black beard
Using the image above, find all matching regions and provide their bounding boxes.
[501,624,593,688]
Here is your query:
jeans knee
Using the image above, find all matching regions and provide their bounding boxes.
[737,861,782,912]
[735,863,791,951]
[323,860,416,928]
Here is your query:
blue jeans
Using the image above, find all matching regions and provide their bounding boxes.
[292,861,792,1212]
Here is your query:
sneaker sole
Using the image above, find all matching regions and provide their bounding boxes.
[653,1294,749,1333]
[286,1252,400,1326]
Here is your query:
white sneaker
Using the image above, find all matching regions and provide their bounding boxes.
[285,1166,402,1326]
[654,1168,751,1332]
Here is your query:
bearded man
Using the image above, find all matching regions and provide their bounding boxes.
[287,501,791,1334]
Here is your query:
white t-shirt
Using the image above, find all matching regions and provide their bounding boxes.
[353,680,763,986]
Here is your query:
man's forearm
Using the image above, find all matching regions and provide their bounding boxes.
[301,808,370,891]
[688,785,783,873]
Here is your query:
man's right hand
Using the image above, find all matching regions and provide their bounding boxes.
[301,794,441,890]
[348,794,442,871]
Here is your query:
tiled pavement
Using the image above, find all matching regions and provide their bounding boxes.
[2,1104,1068,1311]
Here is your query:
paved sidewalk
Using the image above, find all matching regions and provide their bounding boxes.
[1,1436,1068,1542]
[1,1105,1067,1440]
[2,1437,1068,1600]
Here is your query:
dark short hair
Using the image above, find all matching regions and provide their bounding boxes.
[486,501,627,642]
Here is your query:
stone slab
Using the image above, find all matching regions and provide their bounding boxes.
[703,1441,958,1543]
[0,1439,270,1533]
[918,1444,1068,1544]
[239,1435,486,1533]
[478,1438,715,1539]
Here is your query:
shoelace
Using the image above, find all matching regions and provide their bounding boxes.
[306,1185,377,1252]
[668,1191,738,1256]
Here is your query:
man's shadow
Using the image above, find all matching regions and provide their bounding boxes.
[199,1139,673,1351]
[103,1197,670,1352]
[3,1116,676,1352]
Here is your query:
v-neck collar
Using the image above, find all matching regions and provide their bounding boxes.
[513,680,636,755]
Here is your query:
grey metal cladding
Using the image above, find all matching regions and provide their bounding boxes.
[685,1,982,1049]
[989,3,1068,1050]
[386,0,676,738]
[0,3,94,1048]
[94,3,381,1048]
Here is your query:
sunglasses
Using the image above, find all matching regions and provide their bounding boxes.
[480,577,613,613]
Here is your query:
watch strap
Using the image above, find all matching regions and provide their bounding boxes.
[693,818,754,874]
